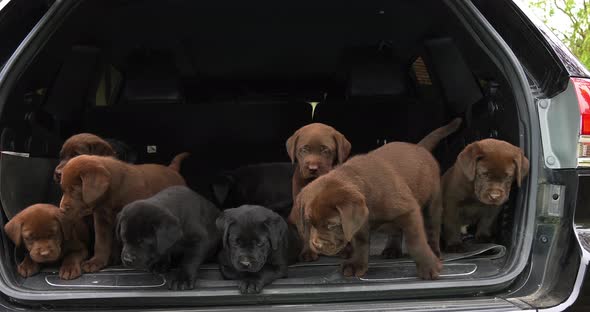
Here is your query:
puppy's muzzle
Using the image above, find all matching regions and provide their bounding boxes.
[238,256,253,269]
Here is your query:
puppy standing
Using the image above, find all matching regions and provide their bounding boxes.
[117,186,220,290]
[286,123,351,261]
[216,205,301,294]
[297,142,443,279]
[59,152,189,273]
[4,204,89,280]
[442,139,529,251]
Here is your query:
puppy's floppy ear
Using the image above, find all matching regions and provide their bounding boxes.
[333,130,351,164]
[264,212,287,251]
[155,211,183,255]
[513,148,530,187]
[289,194,306,239]
[456,142,483,181]
[80,164,111,206]
[286,130,300,163]
[336,193,369,242]
[216,210,234,248]
[115,211,124,242]
[4,214,23,247]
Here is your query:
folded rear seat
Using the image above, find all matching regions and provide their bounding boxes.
[84,60,312,198]
[314,52,417,154]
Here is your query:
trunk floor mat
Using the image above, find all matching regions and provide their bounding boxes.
[16,240,506,290]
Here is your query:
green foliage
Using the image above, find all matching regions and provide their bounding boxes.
[529,0,590,70]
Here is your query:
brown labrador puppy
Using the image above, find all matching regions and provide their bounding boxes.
[59,152,188,273]
[292,118,461,263]
[54,133,117,183]
[286,123,351,198]
[4,204,89,280]
[295,142,443,279]
[442,139,529,252]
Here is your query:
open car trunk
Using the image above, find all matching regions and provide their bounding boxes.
[0,0,535,308]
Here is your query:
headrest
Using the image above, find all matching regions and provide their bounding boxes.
[348,55,407,98]
[121,49,184,105]
[423,37,483,114]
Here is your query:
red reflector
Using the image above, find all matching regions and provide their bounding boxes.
[572,77,590,135]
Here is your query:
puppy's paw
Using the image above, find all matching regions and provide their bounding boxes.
[445,243,465,253]
[341,260,368,278]
[381,247,403,259]
[238,279,265,294]
[299,250,319,262]
[81,257,107,273]
[59,262,82,280]
[169,273,197,291]
[416,256,442,280]
[17,260,39,278]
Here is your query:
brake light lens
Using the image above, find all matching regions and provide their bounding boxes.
[574,78,590,166]
[574,78,590,134]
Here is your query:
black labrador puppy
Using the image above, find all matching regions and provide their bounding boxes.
[116,185,220,290]
[211,163,294,218]
[216,205,301,294]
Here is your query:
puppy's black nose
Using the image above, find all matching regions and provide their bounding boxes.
[239,256,252,268]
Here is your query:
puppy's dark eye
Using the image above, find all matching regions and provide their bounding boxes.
[299,146,310,156]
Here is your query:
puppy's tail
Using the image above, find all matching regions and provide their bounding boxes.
[168,152,190,172]
[417,118,462,152]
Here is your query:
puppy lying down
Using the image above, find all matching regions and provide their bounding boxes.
[116,186,220,290]
[216,205,301,294]
[4,204,89,280]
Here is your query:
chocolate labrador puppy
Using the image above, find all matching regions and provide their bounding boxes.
[211,163,294,218]
[216,205,300,294]
[116,186,220,290]
[296,142,443,279]
[4,204,89,280]
[442,138,529,252]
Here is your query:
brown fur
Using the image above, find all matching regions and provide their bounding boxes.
[55,133,116,183]
[442,139,529,252]
[295,142,443,279]
[59,153,187,273]
[286,123,351,199]
[4,204,89,280]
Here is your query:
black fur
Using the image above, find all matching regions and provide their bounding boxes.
[216,205,301,294]
[211,163,294,218]
[116,186,220,290]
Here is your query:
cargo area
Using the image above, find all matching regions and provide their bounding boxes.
[0,0,531,306]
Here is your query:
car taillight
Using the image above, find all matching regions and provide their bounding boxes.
[574,77,590,166]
